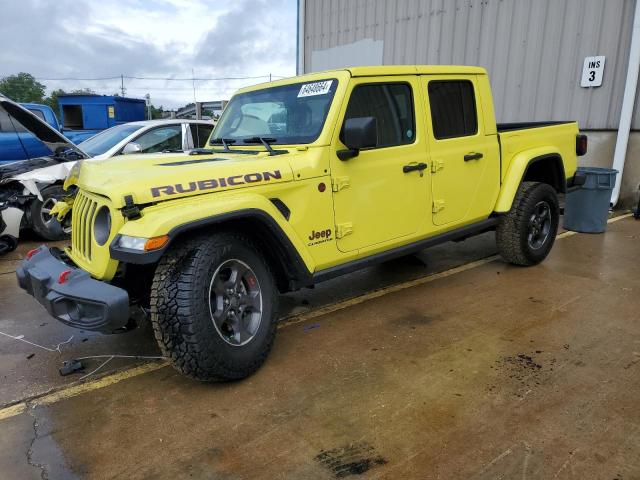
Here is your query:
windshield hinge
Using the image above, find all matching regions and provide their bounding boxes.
[331,176,350,192]
[335,222,353,239]
[121,195,142,220]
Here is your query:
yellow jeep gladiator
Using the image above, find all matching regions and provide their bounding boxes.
[17,66,587,381]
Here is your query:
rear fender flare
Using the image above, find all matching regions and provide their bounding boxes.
[495,149,565,213]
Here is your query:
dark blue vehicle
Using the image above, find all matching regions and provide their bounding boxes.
[0,95,146,165]
[0,103,60,164]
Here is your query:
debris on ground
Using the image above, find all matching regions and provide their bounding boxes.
[59,359,85,376]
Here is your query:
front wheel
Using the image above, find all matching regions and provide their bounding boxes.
[30,185,71,241]
[150,232,278,381]
[496,181,559,266]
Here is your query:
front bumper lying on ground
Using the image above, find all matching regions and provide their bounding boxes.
[16,246,129,333]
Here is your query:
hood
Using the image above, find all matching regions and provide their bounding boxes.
[75,150,296,208]
[0,97,88,161]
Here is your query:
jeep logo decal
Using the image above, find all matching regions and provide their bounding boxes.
[307,228,332,246]
[151,170,282,197]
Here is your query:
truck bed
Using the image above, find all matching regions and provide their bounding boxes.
[497,121,579,183]
[496,121,574,132]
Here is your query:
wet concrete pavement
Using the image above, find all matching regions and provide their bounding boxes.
[1,216,639,479]
[0,229,497,406]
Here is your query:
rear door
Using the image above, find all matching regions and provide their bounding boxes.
[425,76,498,226]
[330,77,430,252]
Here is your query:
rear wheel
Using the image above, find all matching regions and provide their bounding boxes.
[150,232,278,381]
[496,181,559,266]
[30,185,70,241]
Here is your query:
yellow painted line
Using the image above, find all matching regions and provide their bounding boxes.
[556,212,632,239]
[0,362,168,420]
[278,255,500,329]
[34,361,168,407]
[0,403,26,421]
[0,211,633,421]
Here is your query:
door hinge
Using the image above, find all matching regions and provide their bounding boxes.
[431,159,444,173]
[335,222,353,239]
[331,176,350,192]
[432,200,445,213]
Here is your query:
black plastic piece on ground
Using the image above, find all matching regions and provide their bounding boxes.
[59,359,85,376]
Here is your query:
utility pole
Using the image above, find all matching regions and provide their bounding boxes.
[192,68,197,105]
[120,74,126,97]
[145,93,151,120]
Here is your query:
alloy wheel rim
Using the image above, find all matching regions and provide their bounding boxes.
[208,259,263,346]
[527,200,552,250]
[40,198,58,226]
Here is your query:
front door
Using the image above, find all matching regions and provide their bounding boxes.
[330,77,429,253]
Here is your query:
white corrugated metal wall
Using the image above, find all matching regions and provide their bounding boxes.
[302,0,638,130]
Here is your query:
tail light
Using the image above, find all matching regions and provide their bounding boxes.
[576,134,588,156]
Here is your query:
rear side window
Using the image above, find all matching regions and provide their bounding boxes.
[428,80,477,139]
[27,109,46,121]
[189,123,214,148]
[342,83,415,148]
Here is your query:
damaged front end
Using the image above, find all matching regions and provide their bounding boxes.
[0,183,27,254]
[0,96,87,253]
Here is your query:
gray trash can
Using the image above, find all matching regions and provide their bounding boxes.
[563,167,618,233]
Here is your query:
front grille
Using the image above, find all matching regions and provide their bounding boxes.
[72,190,99,261]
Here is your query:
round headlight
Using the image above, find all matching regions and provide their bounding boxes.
[94,206,111,246]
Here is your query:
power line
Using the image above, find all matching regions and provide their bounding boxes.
[34,74,289,82]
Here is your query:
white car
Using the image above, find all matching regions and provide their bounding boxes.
[78,119,215,160]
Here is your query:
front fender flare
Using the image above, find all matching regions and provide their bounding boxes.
[110,193,315,285]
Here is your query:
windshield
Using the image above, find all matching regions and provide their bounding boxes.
[78,123,144,157]
[213,79,338,145]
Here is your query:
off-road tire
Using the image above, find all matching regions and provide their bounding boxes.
[150,232,278,381]
[30,184,69,241]
[496,181,559,266]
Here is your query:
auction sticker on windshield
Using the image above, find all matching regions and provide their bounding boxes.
[298,80,333,98]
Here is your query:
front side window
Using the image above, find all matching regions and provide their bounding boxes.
[135,125,183,153]
[213,79,338,144]
[428,80,478,139]
[342,83,415,148]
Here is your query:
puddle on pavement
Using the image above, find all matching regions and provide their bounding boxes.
[29,406,79,480]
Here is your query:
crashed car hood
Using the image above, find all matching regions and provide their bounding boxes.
[76,150,296,208]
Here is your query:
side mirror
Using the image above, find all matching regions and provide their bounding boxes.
[338,117,377,161]
[122,142,142,155]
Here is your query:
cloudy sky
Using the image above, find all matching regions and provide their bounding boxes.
[0,0,297,108]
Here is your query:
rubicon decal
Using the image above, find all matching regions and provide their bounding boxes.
[307,228,332,246]
[151,170,282,197]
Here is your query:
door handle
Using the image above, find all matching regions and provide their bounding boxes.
[403,162,428,173]
[464,152,483,161]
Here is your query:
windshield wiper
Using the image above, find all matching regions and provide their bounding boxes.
[210,137,236,152]
[207,137,259,155]
[242,137,287,156]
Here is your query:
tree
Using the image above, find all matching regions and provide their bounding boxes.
[148,104,165,119]
[0,72,46,103]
